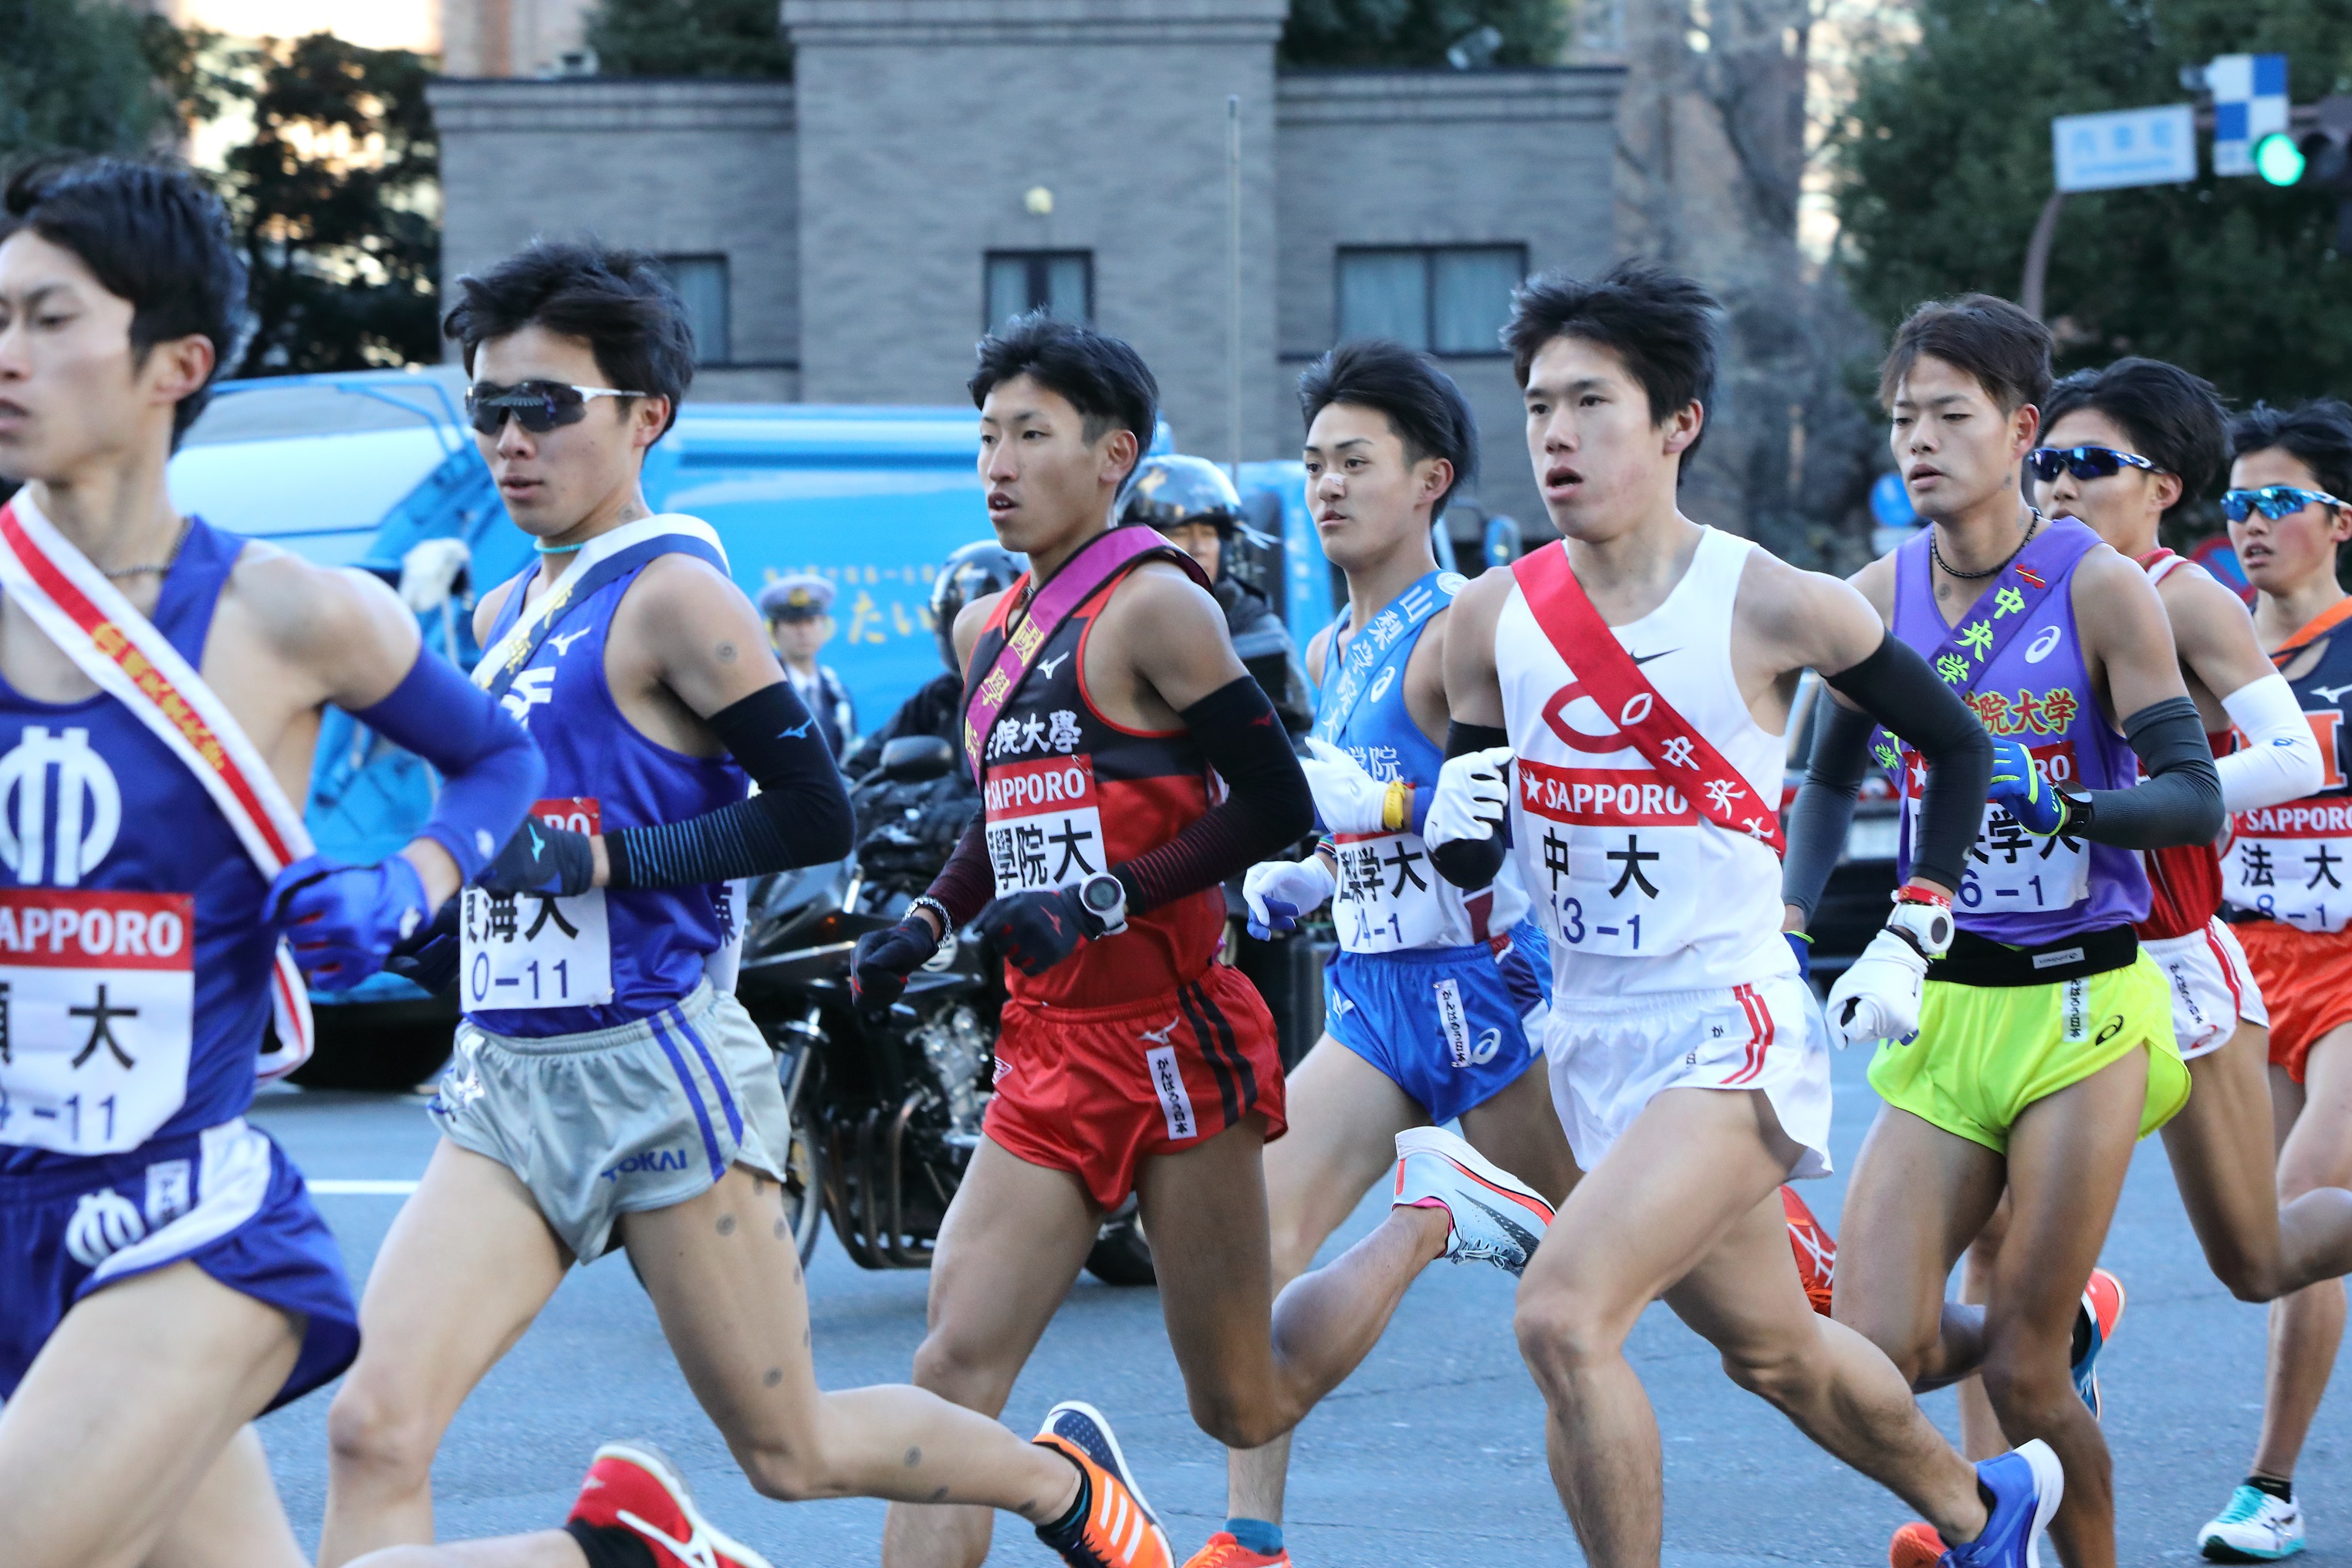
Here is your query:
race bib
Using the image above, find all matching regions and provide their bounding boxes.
[459,799,614,1011]
[0,888,195,1154]
[1515,758,1701,956]
[1330,830,1450,953]
[1904,742,2090,916]
[2225,799,2352,932]
[984,754,1105,895]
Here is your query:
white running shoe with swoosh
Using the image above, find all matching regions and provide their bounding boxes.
[1391,1125,1554,1274]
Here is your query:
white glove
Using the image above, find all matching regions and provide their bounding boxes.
[1425,745,1516,850]
[1299,737,1392,836]
[1242,856,1336,937]
[1822,928,1929,1049]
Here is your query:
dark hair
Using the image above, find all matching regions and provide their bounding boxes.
[1877,293,2052,417]
[2230,399,2352,505]
[969,313,1158,486]
[441,238,695,438]
[0,157,250,448]
[1503,262,1719,470]
[1298,340,1478,518]
[2043,358,2228,520]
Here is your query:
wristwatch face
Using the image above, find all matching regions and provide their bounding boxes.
[1082,875,1124,917]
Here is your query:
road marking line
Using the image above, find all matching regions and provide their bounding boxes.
[310,1179,421,1195]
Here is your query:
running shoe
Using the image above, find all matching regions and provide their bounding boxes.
[566,1440,776,1568]
[1392,1125,1554,1275]
[1180,1532,1291,1567]
[1940,1440,2064,1567]
[1034,1400,1174,1568]
[2072,1266,2124,1420]
[2199,1484,2306,1561]
[1781,1184,1837,1316]
[1889,1519,1949,1567]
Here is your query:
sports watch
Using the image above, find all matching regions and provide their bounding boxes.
[1078,871,1129,936]
[1885,884,1955,961]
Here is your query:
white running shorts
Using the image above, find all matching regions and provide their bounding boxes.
[1543,972,1831,1179]
[2144,917,2267,1061]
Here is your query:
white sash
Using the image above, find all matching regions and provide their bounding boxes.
[0,493,316,1080]
[471,514,729,691]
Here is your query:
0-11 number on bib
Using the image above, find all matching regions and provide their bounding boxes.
[460,798,613,1011]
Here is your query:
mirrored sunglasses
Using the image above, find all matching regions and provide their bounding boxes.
[465,380,647,435]
[2222,485,2350,522]
[2026,445,2158,484]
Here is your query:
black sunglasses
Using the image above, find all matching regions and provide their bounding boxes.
[2222,485,2350,523]
[2026,445,2159,484]
[465,380,647,436]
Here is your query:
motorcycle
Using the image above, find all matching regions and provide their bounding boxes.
[735,735,1154,1283]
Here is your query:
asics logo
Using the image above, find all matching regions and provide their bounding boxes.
[548,628,592,657]
[0,725,119,887]
[2024,625,2063,664]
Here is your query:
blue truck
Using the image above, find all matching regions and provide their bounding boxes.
[167,368,1337,1086]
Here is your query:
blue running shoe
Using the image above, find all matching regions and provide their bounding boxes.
[2072,1267,2124,1420]
[1943,1439,2064,1567]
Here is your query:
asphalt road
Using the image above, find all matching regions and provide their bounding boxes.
[252,1040,2351,1567]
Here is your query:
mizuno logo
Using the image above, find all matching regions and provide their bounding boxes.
[2313,683,2352,705]
[1139,1018,1180,1045]
[548,629,591,657]
[1039,652,1071,679]
[779,719,813,739]
[527,823,545,859]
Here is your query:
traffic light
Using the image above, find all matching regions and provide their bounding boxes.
[2256,96,2352,250]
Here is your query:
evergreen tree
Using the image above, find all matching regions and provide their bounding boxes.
[584,0,792,79]
[1279,0,1568,69]
[0,0,174,161]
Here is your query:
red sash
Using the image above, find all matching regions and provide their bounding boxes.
[1512,542,1786,857]
[961,525,1207,782]
[0,495,315,1079]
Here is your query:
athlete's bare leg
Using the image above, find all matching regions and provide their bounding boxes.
[1458,1061,1583,1207]
[1516,1086,1987,1567]
[1830,1108,2006,1393]
[0,1262,302,1568]
[1953,1195,2011,1461]
[344,1540,581,1568]
[2249,1027,2352,1482]
[319,1140,573,1565]
[146,1426,309,1568]
[882,1137,1100,1568]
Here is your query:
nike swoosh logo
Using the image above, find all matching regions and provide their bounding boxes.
[1462,1193,1542,1260]
[779,720,813,738]
[1630,649,1678,666]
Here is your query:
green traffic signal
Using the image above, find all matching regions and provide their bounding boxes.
[2256,131,2307,186]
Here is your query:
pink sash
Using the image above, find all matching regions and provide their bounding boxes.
[0,495,316,1080]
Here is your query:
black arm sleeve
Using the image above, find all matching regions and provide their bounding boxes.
[605,681,857,890]
[1430,721,1512,890]
[2076,697,2225,849]
[1115,676,1314,914]
[922,818,996,928]
[1825,634,1992,897]
[1780,697,1874,926]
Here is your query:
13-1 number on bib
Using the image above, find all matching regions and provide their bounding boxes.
[460,798,613,1011]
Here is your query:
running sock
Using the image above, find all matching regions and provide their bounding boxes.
[2070,1302,2092,1364]
[563,1519,658,1568]
[2249,1474,2295,1503]
[1226,1517,1285,1556]
[1036,1466,1093,1545]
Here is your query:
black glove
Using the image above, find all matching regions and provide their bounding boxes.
[475,818,596,897]
[975,885,1106,977]
[384,901,461,995]
[850,916,941,1018]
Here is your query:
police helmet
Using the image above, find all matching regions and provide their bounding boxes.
[1121,455,1242,536]
[931,539,1023,673]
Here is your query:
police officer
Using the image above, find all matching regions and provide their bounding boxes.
[842,540,1022,779]
[1123,455,1311,737]
[759,573,857,759]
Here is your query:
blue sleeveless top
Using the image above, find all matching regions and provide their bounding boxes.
[0,520,276,1173]
[471,559,746,1036]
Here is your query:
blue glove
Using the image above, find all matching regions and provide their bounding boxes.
[266,853,431,988]
[475,817,596,897]
[1247,898,1300,941]
[977,885,1106,976]
[1784,929,1812,982]
[850,917,941,1019]
[1986,738,2065,835]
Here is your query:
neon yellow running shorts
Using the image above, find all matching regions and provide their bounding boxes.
[1867,951,2188,1154]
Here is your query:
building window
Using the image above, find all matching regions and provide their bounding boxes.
[658,255,731,366]
[1336,245,1526,356]
[986,251,1093,332]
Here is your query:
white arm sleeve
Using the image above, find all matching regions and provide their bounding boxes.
[2217,672,2326,813]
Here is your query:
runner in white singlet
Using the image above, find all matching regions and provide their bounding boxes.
[1432,262,2060,1568]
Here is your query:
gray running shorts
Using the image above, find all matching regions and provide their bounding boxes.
[427,980,792,1261]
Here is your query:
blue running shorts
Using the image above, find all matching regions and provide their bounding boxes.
[1323,921,1551,1125]
[0,1118,357,1411]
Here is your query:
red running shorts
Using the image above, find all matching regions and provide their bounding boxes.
[2237,918,2352,1083]
[985,963,1286,1211]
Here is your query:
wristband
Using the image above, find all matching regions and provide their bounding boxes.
[908,894,953,938]
[1380,779,1410,833]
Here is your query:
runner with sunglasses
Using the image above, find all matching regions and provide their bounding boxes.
[1789,299,2223,1568]
[2193,398,2352,1563]
[0,157,542,1568]
[319,242,1171,1568]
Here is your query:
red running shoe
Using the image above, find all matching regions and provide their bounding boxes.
[1180,1532,1292,1566]
[566,1441,776,1568]
[1888,1519,1948,1567]
[1781,1184,1837,1316]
